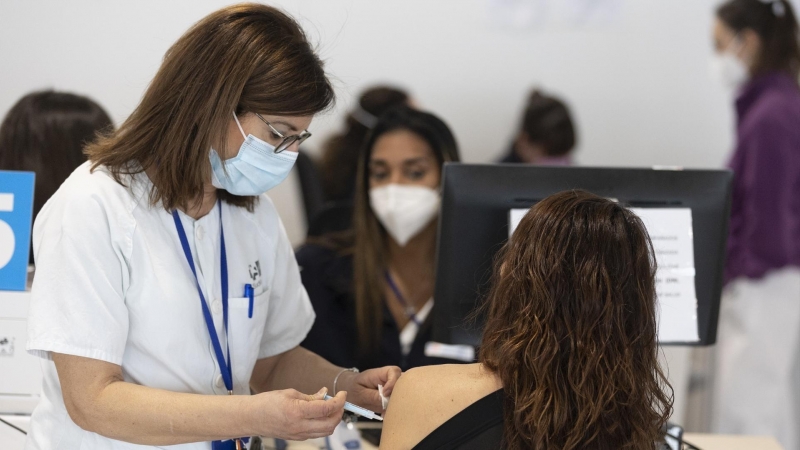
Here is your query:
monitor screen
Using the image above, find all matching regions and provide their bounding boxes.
[432,163,732,347]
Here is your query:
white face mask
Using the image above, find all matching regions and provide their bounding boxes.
[709,35,748,89]
[709,52,749,89]
[369,184,440,247]
[209,112,298,196]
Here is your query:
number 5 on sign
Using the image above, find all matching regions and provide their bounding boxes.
[0,171,35,291]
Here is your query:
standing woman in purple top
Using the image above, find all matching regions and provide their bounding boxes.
[710,1,800,448]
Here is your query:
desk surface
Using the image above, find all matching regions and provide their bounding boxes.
[683,433,784,450]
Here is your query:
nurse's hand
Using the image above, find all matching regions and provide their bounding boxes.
[253,387,345,440]
[338,365,402,413]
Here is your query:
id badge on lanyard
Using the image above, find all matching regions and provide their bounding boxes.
[172,200,248,450]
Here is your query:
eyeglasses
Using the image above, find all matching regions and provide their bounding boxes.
[254,113,312,153]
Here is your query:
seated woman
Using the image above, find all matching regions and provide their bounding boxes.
[380,190,673,450]
[299,106,460,371]
[499,89,577,166]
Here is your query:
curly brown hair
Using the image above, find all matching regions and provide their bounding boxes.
[479,190,673,450]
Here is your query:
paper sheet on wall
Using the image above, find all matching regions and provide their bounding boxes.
[629,208,699,343]
[508,207,699,343]
[508,208,528,237]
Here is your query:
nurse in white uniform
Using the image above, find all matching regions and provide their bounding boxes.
[24,4,400,449]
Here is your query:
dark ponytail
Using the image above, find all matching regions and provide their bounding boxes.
[717,0,800,79]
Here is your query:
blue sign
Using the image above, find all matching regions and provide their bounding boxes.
[0,171,35,291]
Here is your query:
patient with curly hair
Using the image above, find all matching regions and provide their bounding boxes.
[379,190,674,450]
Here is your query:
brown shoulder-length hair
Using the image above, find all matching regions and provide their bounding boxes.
[479,190,673,450]
[352,106,460,353]
[86,3,334,211]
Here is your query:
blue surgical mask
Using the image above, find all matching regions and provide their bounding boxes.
[209,112,298,196]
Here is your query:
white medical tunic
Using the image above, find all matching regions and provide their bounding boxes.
[24,162,315,449]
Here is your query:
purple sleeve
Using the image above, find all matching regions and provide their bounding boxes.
[726,117,800,281]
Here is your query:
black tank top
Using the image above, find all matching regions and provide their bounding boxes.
[411,389,505,450]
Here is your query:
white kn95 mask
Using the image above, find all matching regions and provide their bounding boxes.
[709,51,749,89]
[369,184,440,247]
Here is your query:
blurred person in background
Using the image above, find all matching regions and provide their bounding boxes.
[299,107,460,372]
[500,89,577,165]
[709,0,800,448]
[0,89,114,265]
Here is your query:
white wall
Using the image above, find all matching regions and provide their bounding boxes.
[1,0,740,164]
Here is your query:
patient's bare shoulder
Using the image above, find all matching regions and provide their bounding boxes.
[379,363,501,450]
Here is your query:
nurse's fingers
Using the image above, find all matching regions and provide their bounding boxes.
[255,389,342,440]
[378,366,402,397]
[296,390,346,420]
[303,402,347,437]
[301,420,343,440]
[286,414,342,439]
[301,386,329,401]
[291,393,344,439]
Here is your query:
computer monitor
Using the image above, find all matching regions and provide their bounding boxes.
[432,163,732,347]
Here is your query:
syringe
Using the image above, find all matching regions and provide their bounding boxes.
[323,394,384,421]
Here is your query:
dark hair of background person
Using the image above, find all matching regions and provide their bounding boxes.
[717,0,800,79]
[479,190,673,450]
[85,3,335,212]
[0,90,113,263]
[318,86,409,202]
[351,106,460,353]
[520,89,576,157]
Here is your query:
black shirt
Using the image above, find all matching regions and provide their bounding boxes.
[413,389,505,450]
[297,243,452,371]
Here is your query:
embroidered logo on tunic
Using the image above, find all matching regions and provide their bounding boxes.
[248,260,263,289]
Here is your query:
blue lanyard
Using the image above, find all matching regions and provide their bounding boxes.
[384,272,421,327]
[172,199,233,394]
